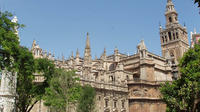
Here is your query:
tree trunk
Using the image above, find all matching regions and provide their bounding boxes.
[192,98,200,112]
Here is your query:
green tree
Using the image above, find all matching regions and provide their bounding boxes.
[0,11,22,72]
[77,85,96,112]
[160,43,200,112]
[15,47,36,112]
[43,69,81,112]
[0,11,55,112]
[16,54,55,112]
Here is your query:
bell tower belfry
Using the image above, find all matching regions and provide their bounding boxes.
[160,0,189,65]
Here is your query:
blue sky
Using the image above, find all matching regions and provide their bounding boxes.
[1,0,200,59]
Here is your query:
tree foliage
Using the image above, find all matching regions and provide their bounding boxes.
[77,85,96,112]
[0,11,22,72]
[43,69,81,112]
[160,43,200,112]
[16,55,55,112]
[0,11,55,112]
[15,47,36,112]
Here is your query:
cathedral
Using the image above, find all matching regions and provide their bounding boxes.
[0,0,190,112]
[30,0,190,112]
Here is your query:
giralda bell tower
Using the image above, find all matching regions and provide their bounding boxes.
[160,0,189,65]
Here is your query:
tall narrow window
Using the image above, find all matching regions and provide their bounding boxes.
[176,32,179,39]
[173,33,175,40]
[122,100,125,108]
[169,17,172,23]
[114,101,117,108]
[98,96,101,101]
[110,76,114,82]
[162,36,164,43]
[168,32,172,41]
[105,100,108,107]
[165,36,168,42]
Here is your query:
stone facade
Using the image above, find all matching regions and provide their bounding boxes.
[0,0,189,112]
[30,1,189,112]
[31,33,173,112]
[31,34,173,112]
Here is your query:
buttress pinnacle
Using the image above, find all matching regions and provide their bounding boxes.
[86,32,90,49]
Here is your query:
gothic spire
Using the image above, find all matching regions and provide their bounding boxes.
[101,47,106,60]
[84,32,92,66]
[71,51,74,59]
[86,32,90,49]
[62,53,65,63]
[76,48,80,58]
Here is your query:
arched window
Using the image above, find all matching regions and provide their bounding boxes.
[162,36,164,43]
[170,52,174,57]
[165,36,168,42]
[114,101,117,108]
[122,100,125,108]
[105,100,109,107]
[110,76,114,82]
[168,32,172,41]
[169,17,172,23]
[173,33,175,40]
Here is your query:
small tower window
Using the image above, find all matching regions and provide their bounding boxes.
[169,17,172,23]
[126,75,129,80]
[176,32,179,39]
[110,76,114,82]
[105,100,108,107]
[122,100,125,108]
[114,101,117,108]
[173,33,175,40]
[165,36,167,42]
[168,32,172,41]
[98,96,101,101]
[162,36,164,43]
[170,52,174,57]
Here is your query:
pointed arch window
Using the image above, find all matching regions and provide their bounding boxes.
[169,17,172,23]
[173,33,175,40]
[165,36,168,42]
[114,100,117,108]
[105,99,109,107]
[168,32,172,41]
[162,36,165,43]
[170,52,174,57]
